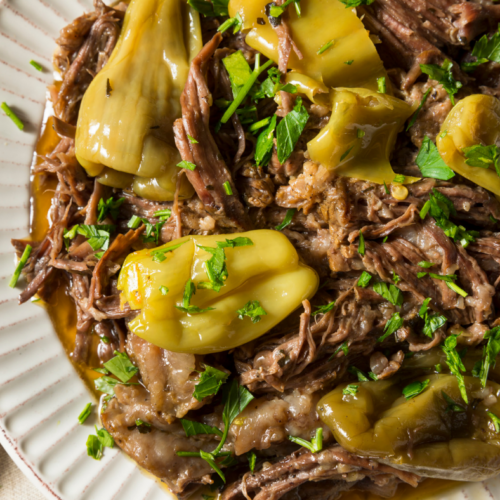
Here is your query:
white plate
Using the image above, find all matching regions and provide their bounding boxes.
[0,1,499,499]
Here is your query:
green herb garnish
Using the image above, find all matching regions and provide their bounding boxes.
[237,300,267,323]
[276,97,309,164]
[276,208,296,231]
[416,136,455,180]
[1,102,24,130]
[406,88,431,131]
[177,160,197,171]
[288,428,323,453]
[78,403,92,425]
[377,312,404,343]
[402,379,430,399]
[420,60,462,105]
[357,271,372,288]
[9,244,32,288]
[193,365,229,402]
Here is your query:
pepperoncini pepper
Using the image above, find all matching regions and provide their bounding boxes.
[317,374,500,481]
[75,0,202,201]
[228,0,387,91]
[437,94,500,197]
[307,88,418,185]
[117,230,318,354]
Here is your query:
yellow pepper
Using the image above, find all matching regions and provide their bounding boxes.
[437,94,500,197]
[307,88,418,185]
[228,0,386,91]
[117,230,318,354]
[75,0,201,200]
[318,374,500,481]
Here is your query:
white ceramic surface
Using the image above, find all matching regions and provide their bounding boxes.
[0,1,499,499]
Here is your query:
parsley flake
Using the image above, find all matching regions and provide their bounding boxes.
[357,271,372,288]
[441,391,466,413]
[377,312,404,343]
[317,40,335,55]
[420,59,462,105]
[373,282,403,306]
[9,244,32,288]
[103,351,138,383]
[78,403,92,425]
[358,230,365,256]
[462,144,500,176]
[343,384,359,396]
[312,301,335,317]
[193,365,229,402]
[406,88,431,131]
[1,102,24,130]
[177,160,197,171]
[442,335,468,403]
[176,280,215,314]
[276,208,296,231]
[237,300,267,323]
[288,428,323,453]
[416,136,455,180]
[402,379,430,399]
[276,97,309,164]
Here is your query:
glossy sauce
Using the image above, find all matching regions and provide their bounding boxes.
[30,105,464,500]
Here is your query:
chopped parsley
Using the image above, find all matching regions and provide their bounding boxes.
[182,380,254,481]
[256,68,297,100]
[402,379,430,399]
[197,238,253,292]
[288,428,323,453]
[435,363,442,372]
[377,77,387,94]
[247,451,257,472]
[417,272,428,278]
[420,189,477,248]
[276,208,296,231]
[78,403,92,425]
[159,285,169,295]
[255,114,277,166]
[442,335,468,403]
[180,419,223,438]
[357,271,372,288]
[269,0,300,17]
[193,365,229,402]
[64,224,115,252]
[86,426,114,461]
[221,54,273,124]
[223,181,233,195]
[150,241,188,263]
[344,60,354,65]
[331,342,349,359]
[176,280,215,314]
[339,0,374,7]
[419,297,447,338]
[462,144,500,176]
[237,300,267,323]
[442,391,466,413]
[473,326,500,388]
[154,208,172,219]
[317,40,335,55]
[488,411,500,433]
[127,215,141,229]
[276,97,309,164]
[29,60,43,71]
[416,136,455,180]
[348,366,369,382]
[392,271,401,285]
[97,197,124,222]
[312,301,336,317]
[406,88,431,131]
[343,384,359,396]
[103,351,138,383]
[9,244,32,288]
[393,174,406,184]
[357,129,365,138]
[418,261,434,268]
[1,102,24,130]
[377,312,404,343]
[187,135,198,144]
[177,160,197,171]
[373,282,403,306]
[358,230,365,256]
[420,59,462,105]
[218,12,243,34]
[340,145,354,162]
[461,26,500,72]
[188,0,229,16]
